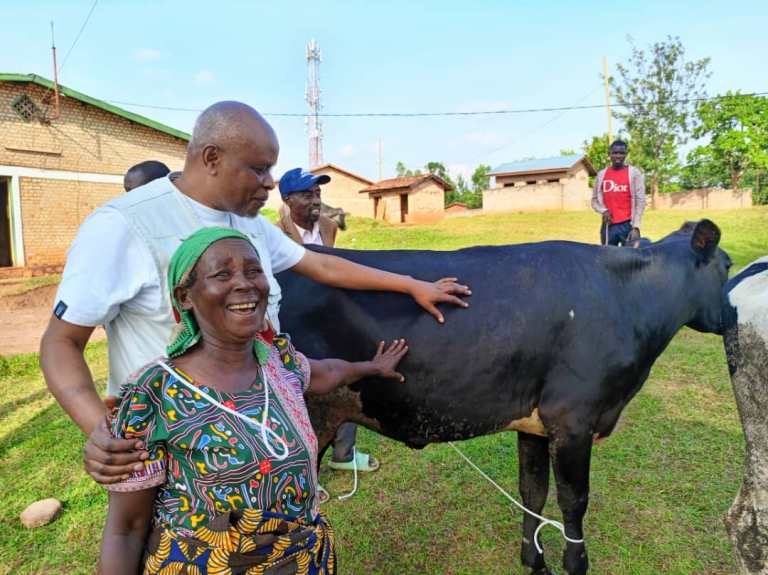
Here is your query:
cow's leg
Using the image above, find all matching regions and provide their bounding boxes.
[518,432,552,575]
[550,432,592,575]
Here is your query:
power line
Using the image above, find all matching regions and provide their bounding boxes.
[59,0,99,73]
[105,91,768,118]
[476,87,601,162]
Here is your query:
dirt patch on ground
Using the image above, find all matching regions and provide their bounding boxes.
[0,285,58,312]
[0,284,105,356]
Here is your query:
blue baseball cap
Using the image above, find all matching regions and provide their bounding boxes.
[278,167,331,198]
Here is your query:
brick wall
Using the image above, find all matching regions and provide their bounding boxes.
[655,188,753,210]
[313,167,373,218]
[483,168,592,214]
[19,177,123,267]
[406,181,444,223]
[0,80,188,270]
[0,82,187,174]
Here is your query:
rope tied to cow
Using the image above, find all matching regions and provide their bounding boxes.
[447,441,584,554]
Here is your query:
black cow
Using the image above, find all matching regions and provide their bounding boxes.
[321,202,347,230]
[277,220,729,575]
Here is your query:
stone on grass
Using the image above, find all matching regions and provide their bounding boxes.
[20,498,62,528]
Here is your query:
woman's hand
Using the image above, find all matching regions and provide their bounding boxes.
[307,339,410,394]
[370,339,409,383]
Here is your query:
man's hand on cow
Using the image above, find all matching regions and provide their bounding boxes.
[409,277,471,324]
[84,411,148,485]
[602,211,612,224]
[627,227,641,246]
[370,339,409,383]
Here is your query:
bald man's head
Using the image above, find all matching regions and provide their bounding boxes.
[187,101,277,157]
[181,101,279,217]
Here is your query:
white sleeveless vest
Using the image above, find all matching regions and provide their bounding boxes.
[104,178,282,395]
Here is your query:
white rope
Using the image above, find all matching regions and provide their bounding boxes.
[157,360,289,461]
[336,446,359,501]
[447,441,584,554]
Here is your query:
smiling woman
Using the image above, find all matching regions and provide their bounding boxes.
[97,227,409,575]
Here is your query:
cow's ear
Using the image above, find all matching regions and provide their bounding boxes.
[690,219,721,262]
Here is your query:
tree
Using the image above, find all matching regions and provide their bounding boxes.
[470,165,491,194]
[611,36,710,197]
[686,92,768,191]
[424,161,455,189]
[395,161,421,177]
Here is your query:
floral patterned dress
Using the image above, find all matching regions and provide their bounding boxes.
[107,335,335,575]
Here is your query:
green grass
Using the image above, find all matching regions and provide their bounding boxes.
[337,206,768,272]
[1,208,764,574]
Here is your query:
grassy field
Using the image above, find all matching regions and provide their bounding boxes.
[1,207,766,574]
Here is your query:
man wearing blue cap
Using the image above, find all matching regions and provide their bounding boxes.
[277,167,380,499]
[276,167,337,247]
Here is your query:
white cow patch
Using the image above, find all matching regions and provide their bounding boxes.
[729,256,768,339]
[503,408,547,436]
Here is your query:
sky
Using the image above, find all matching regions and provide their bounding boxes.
[0,0,765,182]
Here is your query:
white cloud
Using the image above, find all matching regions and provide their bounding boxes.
[340,144,356,158]
[194,69,215,85]
[134,48,162,62]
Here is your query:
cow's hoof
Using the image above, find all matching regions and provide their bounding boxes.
[562,547,589,575]
[525,568,552,575]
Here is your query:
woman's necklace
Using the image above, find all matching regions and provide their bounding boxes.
[156,360,289,461]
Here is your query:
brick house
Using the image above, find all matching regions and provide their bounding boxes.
[483,154,596,213]
[0,73,189,276]
[360,174,448,224]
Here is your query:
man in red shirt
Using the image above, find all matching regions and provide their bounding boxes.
[591,140,646,246]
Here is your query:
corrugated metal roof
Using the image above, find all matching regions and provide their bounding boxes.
[490,154,584,175]
[0,73,190,141]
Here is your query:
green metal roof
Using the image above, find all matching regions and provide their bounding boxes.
[0,73,190,141]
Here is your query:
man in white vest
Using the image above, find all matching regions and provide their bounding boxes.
[40,101,470,482]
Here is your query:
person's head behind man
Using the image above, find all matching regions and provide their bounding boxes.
[609,139,628,170]
[279,168,330,229]
[123,161,171,192]
[176,101,279,218]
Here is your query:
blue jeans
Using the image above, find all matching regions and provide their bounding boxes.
[600,220,632,246]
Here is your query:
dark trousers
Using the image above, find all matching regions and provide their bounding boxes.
[600,220,632,246]
[331,422,357,462]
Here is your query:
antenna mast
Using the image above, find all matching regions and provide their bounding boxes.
[50,21,60,119]
[306,39,323,168]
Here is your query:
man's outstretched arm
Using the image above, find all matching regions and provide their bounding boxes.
[291,250,471,324]
[40,317,102,433]
[40,317,146,482]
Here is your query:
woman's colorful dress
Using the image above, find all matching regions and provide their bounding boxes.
[107,335,335,575]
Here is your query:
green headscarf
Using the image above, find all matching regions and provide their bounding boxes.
[166,226,271,364]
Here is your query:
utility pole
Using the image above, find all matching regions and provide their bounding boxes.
[50,22,60,120]
[305,39,323,168]
[377,138,383,181]
[602,56,612,144]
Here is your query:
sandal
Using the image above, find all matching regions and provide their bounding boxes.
[327,451,380,473]
[317,484,330,504]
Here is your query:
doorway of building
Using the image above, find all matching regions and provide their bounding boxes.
[0,178,13,267]
[399,193,408,223]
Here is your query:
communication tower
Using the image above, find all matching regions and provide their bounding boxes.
[306,39,323,168]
